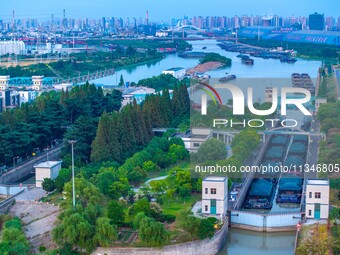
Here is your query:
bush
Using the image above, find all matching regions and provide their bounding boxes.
[4,218,22,230]
[159,214,176,223]
[42,178,56,192]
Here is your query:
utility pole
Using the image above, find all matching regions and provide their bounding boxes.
[68,140,77,209]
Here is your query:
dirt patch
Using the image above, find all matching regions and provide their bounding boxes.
[9,200,60,252]
[187,61,223,74]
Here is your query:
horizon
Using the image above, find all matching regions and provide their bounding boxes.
[0,0,339,22]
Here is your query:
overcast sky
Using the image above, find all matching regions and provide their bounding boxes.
[0,0,338,22]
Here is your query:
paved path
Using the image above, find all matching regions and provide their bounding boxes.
[15,188,48,201]
[133,175,168,193]
[191,201,202,217]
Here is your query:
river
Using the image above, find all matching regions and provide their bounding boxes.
[92,39,322,85]
[218,228,296,255]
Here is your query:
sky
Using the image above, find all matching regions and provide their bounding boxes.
[0,0,339,22]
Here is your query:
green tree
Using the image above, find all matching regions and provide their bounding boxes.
[53,213,94,253]
[138,217,169,247]
[196,138,227,163]
[107,200,125,225]
[93,217,118,247]
[197,219,215,239]
[119,74,125,87]
[42,178,56,192]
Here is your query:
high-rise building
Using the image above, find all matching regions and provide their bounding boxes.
[309,12,324,30]
[325,17,335,30]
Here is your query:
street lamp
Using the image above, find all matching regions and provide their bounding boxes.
[68,140,77,209]
[13,156,19,170]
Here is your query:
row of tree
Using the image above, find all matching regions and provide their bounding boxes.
[0,82,122,166]
[91,84,190,164]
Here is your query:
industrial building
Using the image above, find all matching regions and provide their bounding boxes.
[0,40,26,55]
[162,67,186,79]
[238,26,340,46]
[279,30,340,46]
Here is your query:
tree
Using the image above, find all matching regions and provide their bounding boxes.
[197,218,215,239]
[93,217,118,247]
[0,218,30,255]
[63,177,101,208]
[133,212,146,230]
[53,212,94,253]
[42,178,56,192]
[138,216,169,247]
[107,200,125,225]
[119,74,125,87]
[129,197,150,217]
[182,216,199,239]
[196,138,227,163]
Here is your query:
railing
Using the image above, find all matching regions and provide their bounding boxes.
[0,189,24,214]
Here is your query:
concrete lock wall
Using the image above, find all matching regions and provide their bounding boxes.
[266,214,301,228]
[93,221,228,255]
[231,211,301,231]
[231,211,264,227]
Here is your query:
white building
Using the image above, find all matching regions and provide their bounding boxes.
[19,90,38,104]
[305,179,330,220]
[202,175,228,216]
[35,161,62,188]
[122,86,156,106]
[172,127,211,153]
[0,41,26,55]
[31,76,44,91]
[162,67,186,79]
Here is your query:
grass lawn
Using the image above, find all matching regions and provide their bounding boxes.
[146,161,190,180]
[162,193,201,216]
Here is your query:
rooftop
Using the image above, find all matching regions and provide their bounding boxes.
[203,175,227,182]
[307,179,329,186]
[34,161,62,168]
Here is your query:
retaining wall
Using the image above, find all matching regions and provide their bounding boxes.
[92,220,228,255]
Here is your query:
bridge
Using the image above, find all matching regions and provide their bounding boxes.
[7,68,115,88]
[172,20,206,34]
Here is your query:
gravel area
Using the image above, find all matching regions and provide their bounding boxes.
[9,193,60,252]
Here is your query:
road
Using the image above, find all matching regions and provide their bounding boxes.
[0,144,63,185]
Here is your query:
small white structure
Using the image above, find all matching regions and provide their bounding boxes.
[305,179,330,220]
[202,175,228,216]
[172,127,211,153]
[54,83,73,91]
[162,67,186,79]
[19,90,38,104]
[35,161,62,188]
[31,76,44,91]
[0,76,10,91]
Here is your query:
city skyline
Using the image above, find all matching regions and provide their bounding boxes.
[0,0,339,22]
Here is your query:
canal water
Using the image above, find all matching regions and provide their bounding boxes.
[218,228,295,255]
[93,39,317,255]
[93,39,322,85]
